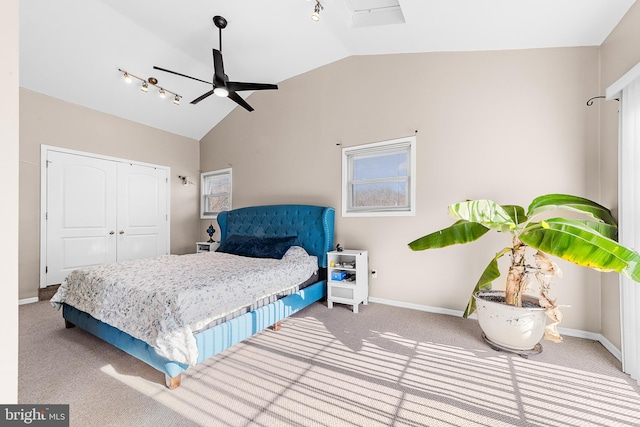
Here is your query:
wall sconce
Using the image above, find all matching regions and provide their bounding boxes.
[311,0,324,22]
[178,175,195,186]
[118,68,182,105]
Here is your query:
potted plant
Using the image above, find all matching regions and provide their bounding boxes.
[408,194,640,353]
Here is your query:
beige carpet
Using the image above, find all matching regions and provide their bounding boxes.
[19,300,640,426]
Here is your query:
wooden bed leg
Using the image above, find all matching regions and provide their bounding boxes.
[64,319,75,329]
[270,321,282,331]
[165,374,181,390]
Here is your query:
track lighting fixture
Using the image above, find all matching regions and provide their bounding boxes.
[118,68,181,105]
[312,0,324,22]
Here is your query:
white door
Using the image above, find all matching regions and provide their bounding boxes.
[45,150,118,286]
[43,148,170,287]
[116,163,168,261]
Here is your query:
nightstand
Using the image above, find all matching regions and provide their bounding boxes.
[196,241,219,253]
[327,249,369,313]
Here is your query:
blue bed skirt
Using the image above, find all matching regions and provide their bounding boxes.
[63,280,326,380]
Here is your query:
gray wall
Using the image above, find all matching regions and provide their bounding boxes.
[19,90,201,300]
[201,47,603,333]
[17,0,640,350]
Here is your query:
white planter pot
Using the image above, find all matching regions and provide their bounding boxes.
[473,290,547,351]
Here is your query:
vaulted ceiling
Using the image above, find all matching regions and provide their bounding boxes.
[20,0,636,140]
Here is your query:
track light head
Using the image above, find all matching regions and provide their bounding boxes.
[173,95,181,105]
[159,88,166,98]
[123,72,132,83]
[312,1,323,22]
[141,81,149,92]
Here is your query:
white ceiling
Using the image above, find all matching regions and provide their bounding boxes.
[20,0,636,140]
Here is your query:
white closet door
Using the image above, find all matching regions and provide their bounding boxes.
[116,163,168,261]
[42,148,170,288]
[45,151,118,286]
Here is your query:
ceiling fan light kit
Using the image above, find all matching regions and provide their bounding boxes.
[213,87,229,97]
[118,68,182,105]
[153,15,278,112]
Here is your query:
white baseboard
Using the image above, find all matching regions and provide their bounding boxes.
[18,293,621,360]
[368,296,468,318]
[368,296,621,361]
[593,334,622,361]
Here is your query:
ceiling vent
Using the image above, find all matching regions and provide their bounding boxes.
[346,0,405,28]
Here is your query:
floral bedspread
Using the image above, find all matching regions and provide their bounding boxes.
[50,246,318,366]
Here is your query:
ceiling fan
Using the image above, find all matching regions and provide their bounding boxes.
[154,15,278,112]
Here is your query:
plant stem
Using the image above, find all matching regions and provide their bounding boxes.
[505,237,526,306]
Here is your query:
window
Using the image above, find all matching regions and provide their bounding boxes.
[201,168,232,219]
[342,136,416,217]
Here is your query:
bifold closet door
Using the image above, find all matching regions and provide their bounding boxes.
[44,150,169,287]
[45,151,118,286]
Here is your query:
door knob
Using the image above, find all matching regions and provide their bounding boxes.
[109,231,115,235]
[119,230,125,234]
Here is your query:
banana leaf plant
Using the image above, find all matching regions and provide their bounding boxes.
[408,194,640,342]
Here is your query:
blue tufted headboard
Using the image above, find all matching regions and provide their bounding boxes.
[216,205,335,268]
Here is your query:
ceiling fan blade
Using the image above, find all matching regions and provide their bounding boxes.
[228,91,254,112]
[153,66,212,85]
[227,81,278,92]
[212,49,226,85]
[190,90,215,105]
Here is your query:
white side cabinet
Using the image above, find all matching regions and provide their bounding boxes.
[196,241,219,253]
[327,249,368,313]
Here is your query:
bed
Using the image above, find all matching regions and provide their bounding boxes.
[51,204,335,389]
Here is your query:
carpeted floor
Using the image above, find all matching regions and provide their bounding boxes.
[19,300,640,426]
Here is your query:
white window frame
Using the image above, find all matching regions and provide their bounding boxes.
[342,136,416,217]
[200,167,232,219]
